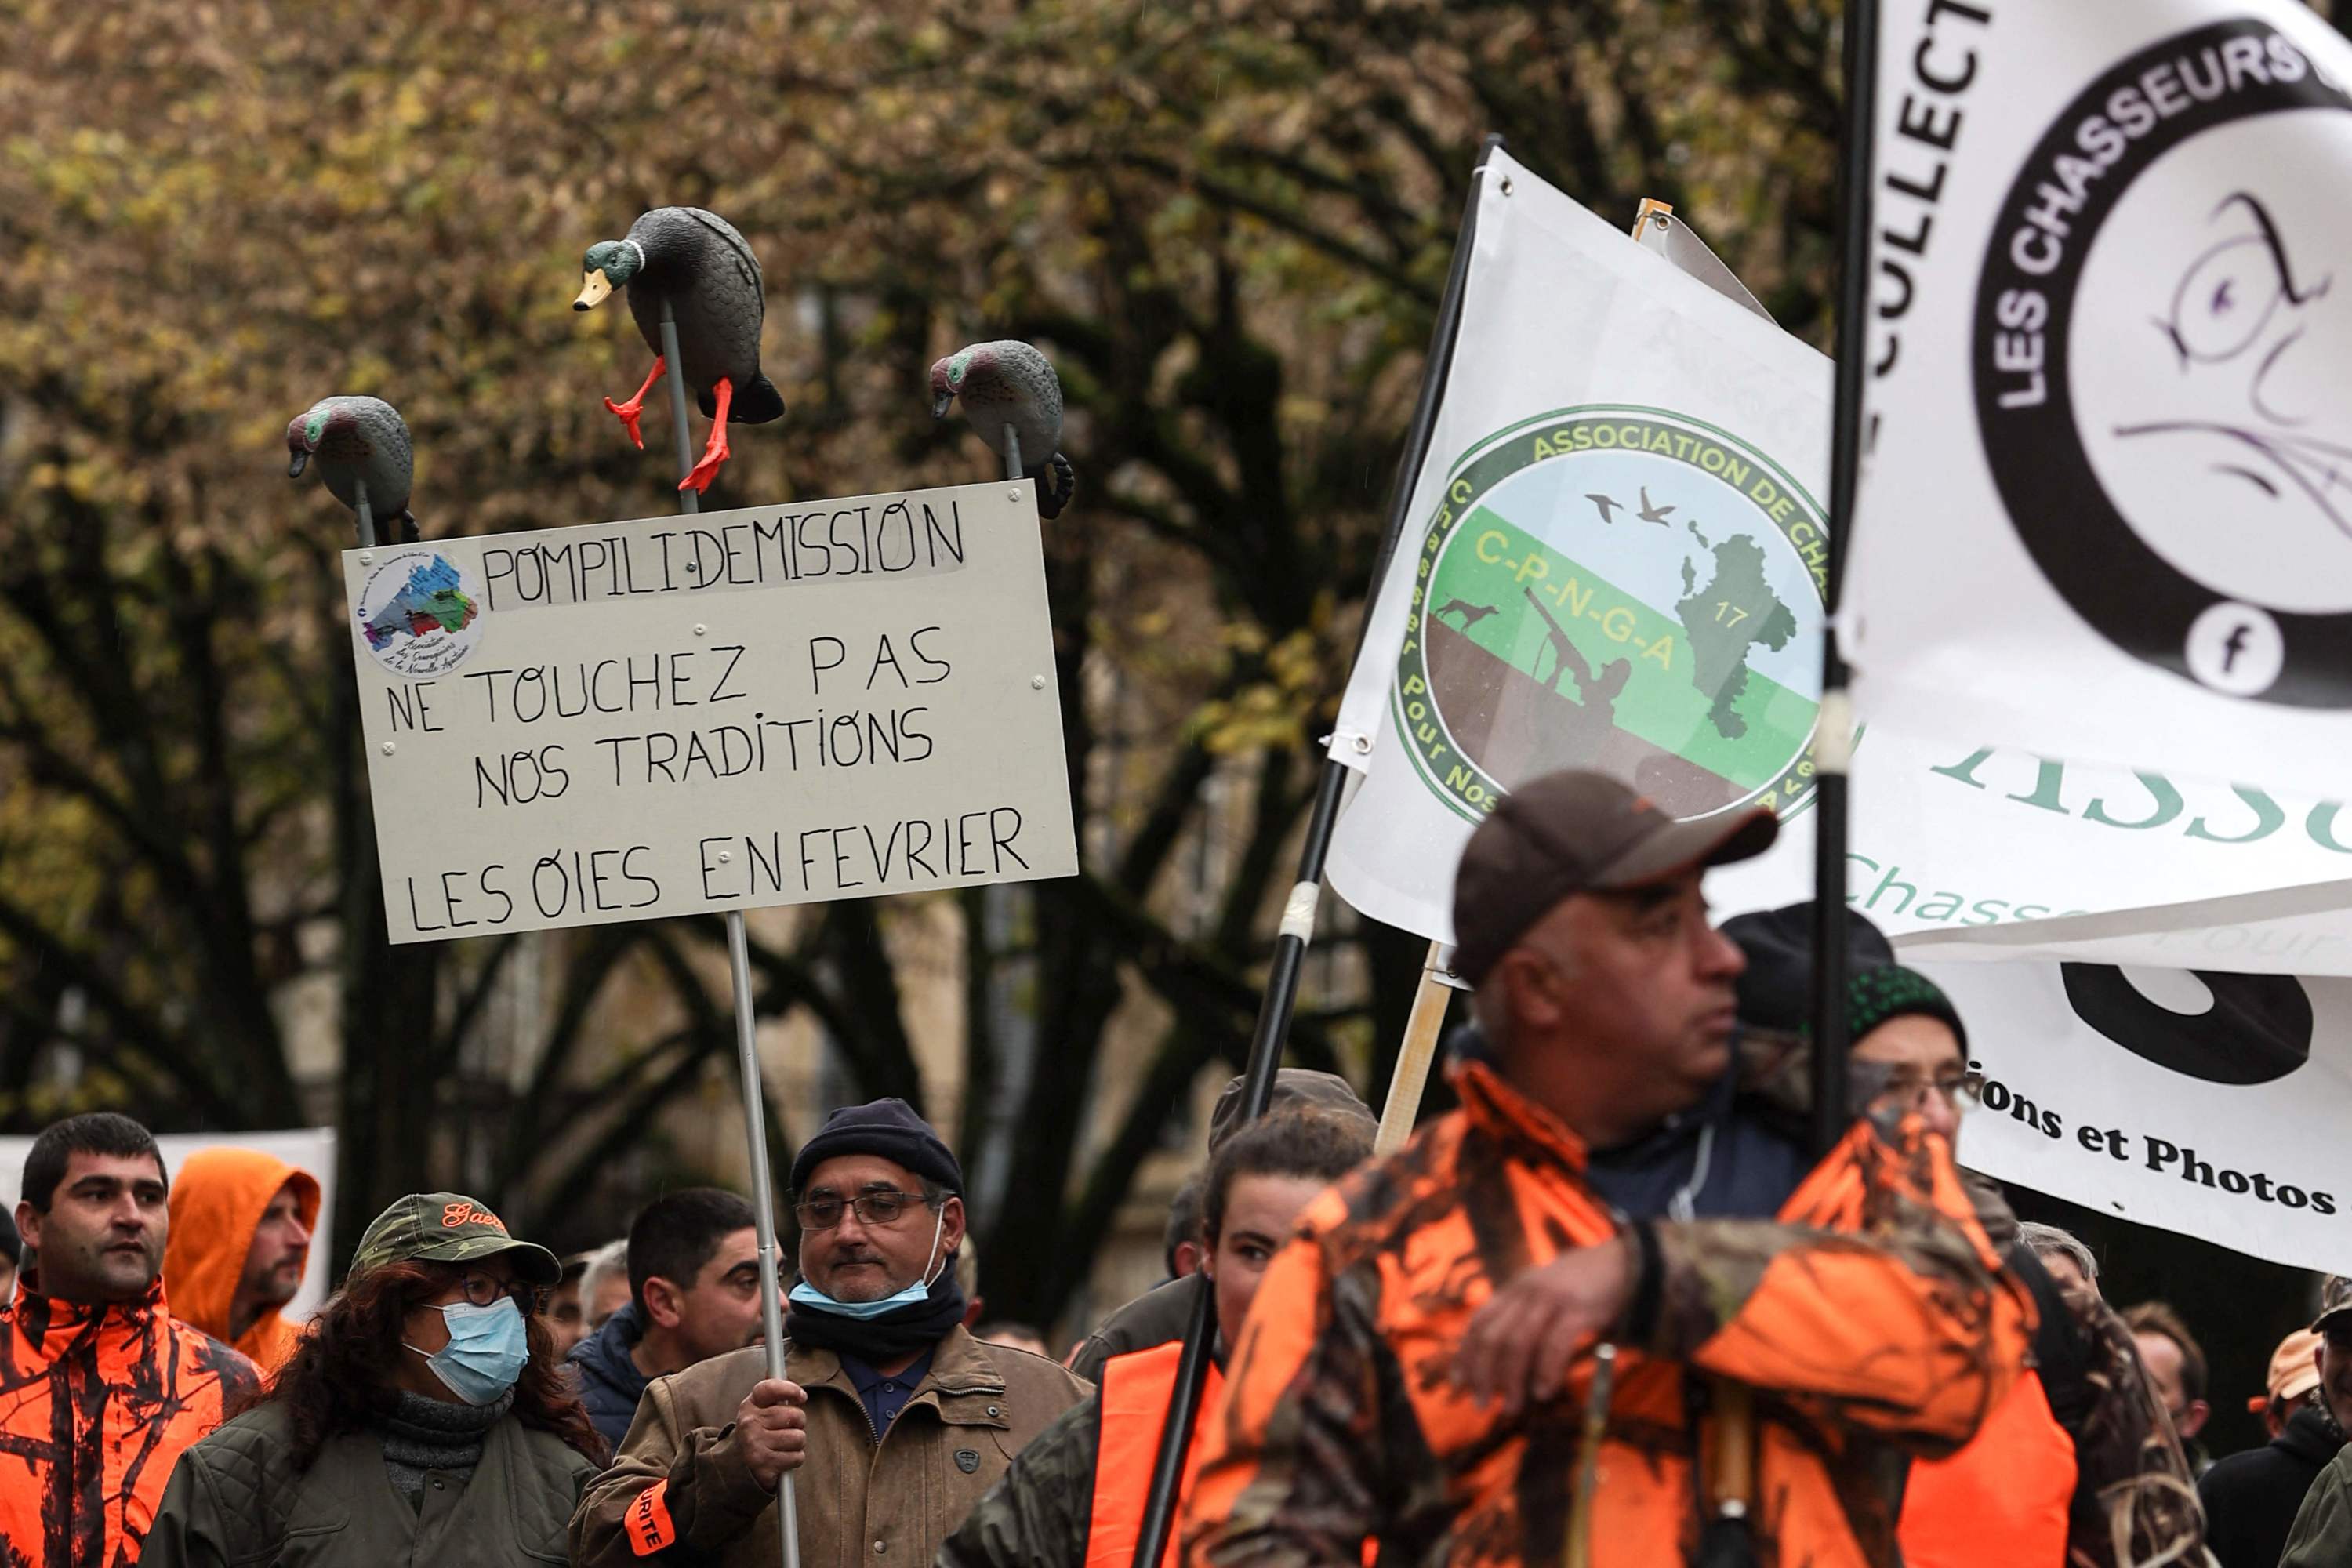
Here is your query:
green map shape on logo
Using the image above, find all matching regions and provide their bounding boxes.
[1392,407,1828,824]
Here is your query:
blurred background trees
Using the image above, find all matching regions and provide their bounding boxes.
[4,0,2343,1425]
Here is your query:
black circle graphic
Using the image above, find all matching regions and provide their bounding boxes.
[1973,20,2352,706]
[2058,962,2313,1085]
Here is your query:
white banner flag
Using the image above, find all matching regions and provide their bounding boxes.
[1921,960,2352,1274]
[1706,721,2352,974]
[1851,1,2352,800]
[1326,150,1835,942]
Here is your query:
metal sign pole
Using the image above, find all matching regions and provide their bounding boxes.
[657,299,802,1568]
[353,477,377,551]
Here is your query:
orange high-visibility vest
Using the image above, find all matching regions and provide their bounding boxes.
[1897,1367,2076,1568]
[1087,1340,1221,1568]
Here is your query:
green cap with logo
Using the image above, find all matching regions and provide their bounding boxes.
[350,1192,561,1287]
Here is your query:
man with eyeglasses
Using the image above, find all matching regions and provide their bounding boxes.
[1184,773,2034,1568]
[1725,909,2201,1568]
[573,1098,1089,1568]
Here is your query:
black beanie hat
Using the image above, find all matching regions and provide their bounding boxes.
[789,1098,964,1196]
[1720,902,1896,1033]
[1846,964,1969,1052]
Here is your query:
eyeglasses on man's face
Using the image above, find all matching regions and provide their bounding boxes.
[1859,1065,1986,1112]
[793,1189,929,1231]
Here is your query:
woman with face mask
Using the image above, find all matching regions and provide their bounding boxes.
[143,1192,605,1566]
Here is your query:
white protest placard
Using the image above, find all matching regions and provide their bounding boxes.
[1849,1,2352,800]
[1918,960,2352,1274]
[343,482,1078,942]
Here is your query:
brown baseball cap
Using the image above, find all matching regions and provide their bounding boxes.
[1207,1069,1376,1153]
[1450,770,1779,986]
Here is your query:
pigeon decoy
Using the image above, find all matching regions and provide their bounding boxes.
[287,396,416,543]
[931,341,1076,520]
[573,206,785,494]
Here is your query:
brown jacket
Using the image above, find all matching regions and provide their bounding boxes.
[571,1327,1090,1568]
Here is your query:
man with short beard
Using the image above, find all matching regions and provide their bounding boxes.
[0,1113,258,1564]
[572,1099,1090,1568]
[161,1145,320,1374]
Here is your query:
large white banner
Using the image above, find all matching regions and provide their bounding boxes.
[1850,2,2352,800]
[1708,721,2352,974]
[1922,962,2352,1274]
[1326,150,1835,941]
[343,483,1079,942]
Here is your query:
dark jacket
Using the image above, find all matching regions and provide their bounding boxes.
[1065,1276,1197,1385]
[143,1398,596,1566]
[569,1301,652,1449]
[2205,1403,2343,1568]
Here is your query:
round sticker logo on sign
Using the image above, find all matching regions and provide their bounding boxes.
[352,549,488,679]
[1393,406,1826,823]
[1973,20,2352,705]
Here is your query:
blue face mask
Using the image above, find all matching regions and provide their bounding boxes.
[405,1297,528,1405]
[789,1207,946,1320]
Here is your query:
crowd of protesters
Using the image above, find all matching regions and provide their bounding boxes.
[8,768,2352,1565]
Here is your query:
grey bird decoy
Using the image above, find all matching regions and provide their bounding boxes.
[286,396,416,543]
[574,206,785,493]
[931,341,1076,520]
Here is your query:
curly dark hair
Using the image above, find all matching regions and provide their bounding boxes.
[230,1258,606,1472]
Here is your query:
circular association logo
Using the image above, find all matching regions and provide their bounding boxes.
[1974,20,2352,705]
[353,549,488,678]
[1395,406,1827,823]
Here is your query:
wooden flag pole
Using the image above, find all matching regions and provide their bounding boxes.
[1374,942,1454,1156]
[1123,135,1504,1568]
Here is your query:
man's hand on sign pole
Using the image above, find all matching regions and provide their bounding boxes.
[731,1377,809,1490]
[1451,1233,1636,1416]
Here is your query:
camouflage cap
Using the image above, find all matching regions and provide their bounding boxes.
[2312,1275,2352,1335]
[349,1192,561,1287]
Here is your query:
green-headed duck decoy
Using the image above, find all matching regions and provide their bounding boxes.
[575,206,785,494]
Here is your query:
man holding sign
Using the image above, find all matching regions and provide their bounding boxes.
[1181,771,2031,1567]
[571,1102,1087,1568]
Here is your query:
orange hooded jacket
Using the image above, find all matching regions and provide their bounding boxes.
[0,1270,258,1566]
[159,1148,320,1374]
[1181,1060,2034,1568]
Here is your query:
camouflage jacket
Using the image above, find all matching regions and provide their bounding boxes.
[1179,1058,2034,1568]
[0,1271,259,1567]
[2043,1265,2208,1568]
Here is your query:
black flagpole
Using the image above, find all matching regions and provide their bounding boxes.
[1125,133,1502,1568]
[1812,0,1882,1157]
